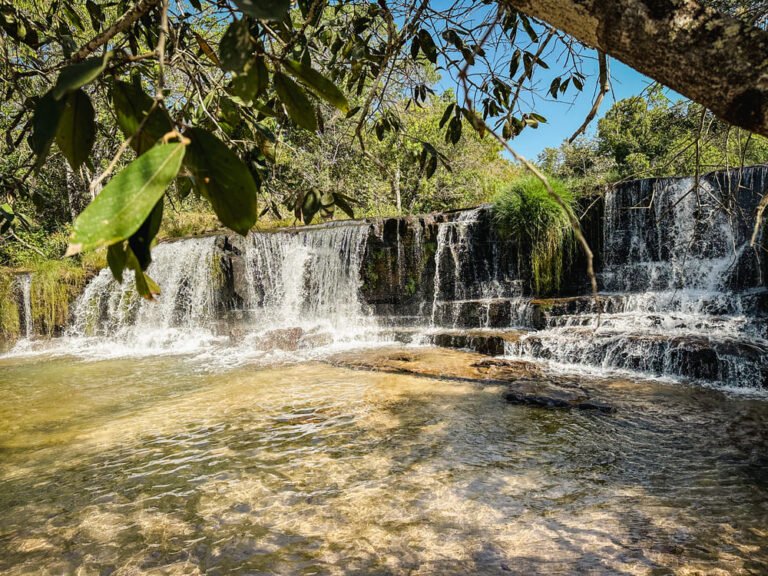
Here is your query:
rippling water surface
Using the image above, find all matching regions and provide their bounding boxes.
[1,351,767,575]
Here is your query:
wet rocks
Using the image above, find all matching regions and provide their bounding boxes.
[254,327,305,351]
[327,346,540,383]
[504,379,616,412]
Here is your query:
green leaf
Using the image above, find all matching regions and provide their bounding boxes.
[183,127,258,235]
[52,51,112,100]
[228,57,268,104]
[29,90,66,167]
[417,29,437,64]
[219,18,252,73]
[63,3,85,31]
[520,14,538,43]
[439,103,455,129]
[282,59,349,113]
[128,199,164,270]
[125,246,160,300]
[300,189,320,223]
[333,192,355,219]
[85,0,104,32]
[55,89,96,170]
[67,143,185,255]
[193,31,221,66]
[232,0,290,20]
[274,71,317,131]
[107,242,127,283]
[112,80,173,154]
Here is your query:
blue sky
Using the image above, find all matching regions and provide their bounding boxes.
[510,59,658,161]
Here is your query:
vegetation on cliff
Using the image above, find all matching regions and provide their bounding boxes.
[493,176,576,295]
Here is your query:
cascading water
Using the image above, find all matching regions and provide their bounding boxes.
[430,207,523,328]
[15,274,32,339]
[240,224,378,345]
[68,237,223,351]
[506,168,768,388]
[8,166,765,388]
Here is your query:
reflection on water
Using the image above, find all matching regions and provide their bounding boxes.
[1,352,767,574]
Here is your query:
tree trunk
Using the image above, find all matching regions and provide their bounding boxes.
[505,0,768,136]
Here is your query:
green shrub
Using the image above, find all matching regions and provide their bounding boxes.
[493,175,576,295]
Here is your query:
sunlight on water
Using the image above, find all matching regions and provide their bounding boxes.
[1,352,767,574]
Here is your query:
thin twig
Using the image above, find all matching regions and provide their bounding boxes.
[568,51,609,143]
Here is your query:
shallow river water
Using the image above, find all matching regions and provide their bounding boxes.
[1,350,767,575]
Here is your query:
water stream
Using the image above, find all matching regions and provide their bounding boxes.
[1,352,767,574]
[1,168,767,573]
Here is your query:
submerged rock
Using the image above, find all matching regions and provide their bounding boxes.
[504,379,615,412]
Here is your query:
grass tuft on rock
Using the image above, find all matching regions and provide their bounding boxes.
[493,175,576,295]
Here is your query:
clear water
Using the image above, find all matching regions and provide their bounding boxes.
[1,350,767,575]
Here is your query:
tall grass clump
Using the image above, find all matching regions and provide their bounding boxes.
[493,175,577,295]
[0,270,21,344]
[28,259,86,336]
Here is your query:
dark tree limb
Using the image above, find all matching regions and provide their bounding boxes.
[505,0,768,136]
[71,0,162,62]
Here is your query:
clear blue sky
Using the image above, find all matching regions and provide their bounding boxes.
[509,58,659,161]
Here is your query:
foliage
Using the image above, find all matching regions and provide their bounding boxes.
[493,176,576,295]
[28,258,86,337]
[539,88,768,190]
[0,0,765,294]
[0,0,605,292]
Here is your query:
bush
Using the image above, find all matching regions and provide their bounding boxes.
[493,175,576,295]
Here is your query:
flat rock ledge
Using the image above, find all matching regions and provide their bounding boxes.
[326,347,615,413]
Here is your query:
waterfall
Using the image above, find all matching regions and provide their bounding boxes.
[12,165,766,388]
[430,207,522,327]
[242,224,375,341]
[506,167,768,388]
[16,274,33,339]
[69,237,222,348]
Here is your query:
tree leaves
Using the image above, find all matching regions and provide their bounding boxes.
[220,19,253,73]
[193,31,221,67]
[274,71,317,131]
[29,90,67,167]
[232,0,290,20]
[52,52,112,100]
[67,143,185,255]
[128,199,164,270]
[56,89,96,170]
[112,81,173,154]
[417,29,438,64]
[228,56,269,104]
[183,127,259,235]
[282,59,349,113]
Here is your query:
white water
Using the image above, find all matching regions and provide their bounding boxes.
[16,274,32,339]
[240,224,379,345]
[506,173,768,388]
[430,207,522,327]
[10,225,385,361]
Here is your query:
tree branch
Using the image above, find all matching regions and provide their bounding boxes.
[568,51,609,143]
[71,0,162,63]
[505,0,768,136]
